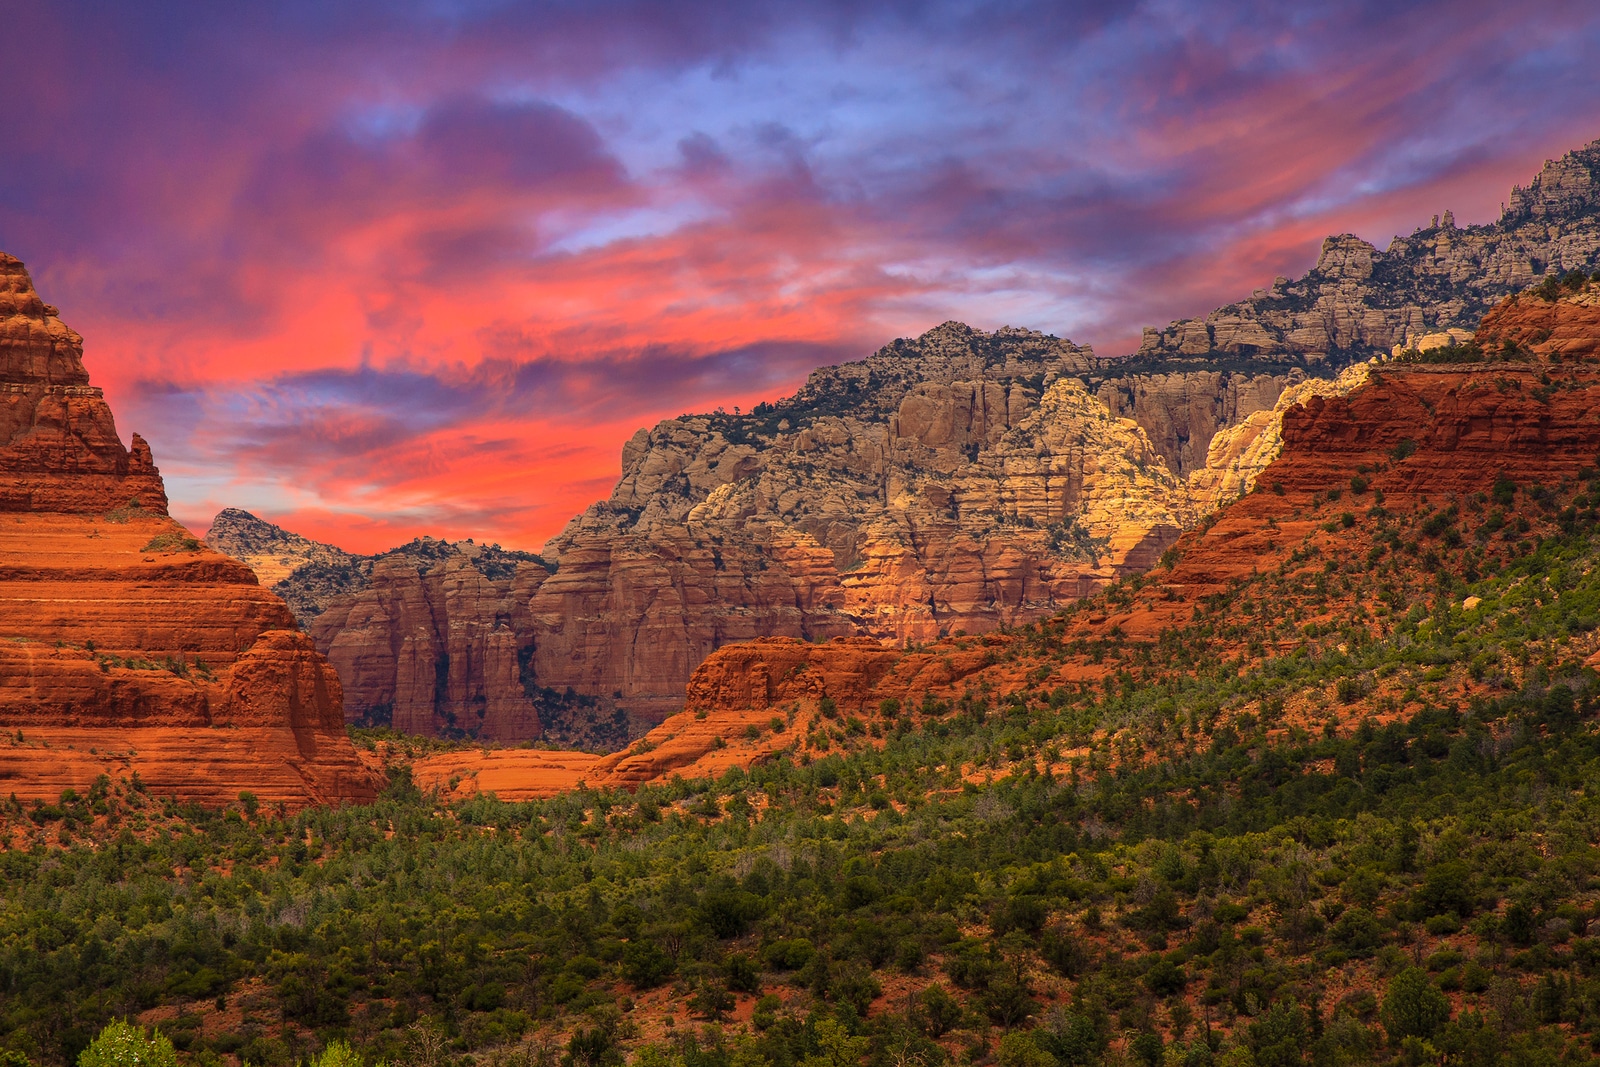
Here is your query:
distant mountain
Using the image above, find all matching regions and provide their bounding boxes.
[216,322,1207,741]
[1131,139,1600,366]
[206,508,547,622]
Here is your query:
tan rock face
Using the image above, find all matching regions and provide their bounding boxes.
[672,300,1600,733]
[0,253,377,807]
[530,322,1193,720]
[239,323,1200,737]
[1188,362,1374,511]
[1135,140,1600,366]
[1094,369,1297,476]
[206,507,358,589]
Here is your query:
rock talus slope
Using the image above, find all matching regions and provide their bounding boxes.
[0,252,378,806]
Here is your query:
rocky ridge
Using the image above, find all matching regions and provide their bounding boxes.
[402,288,1600,795]
[1186,361,1374,511]
[244,322,1202,737]
[206,509,565,741]
[0,253,378,806]
[204,507,359,590]
[1135,139,1600,369]
[206,507,548,620]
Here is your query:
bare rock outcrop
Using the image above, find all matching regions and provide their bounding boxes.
[1093,369,1298,476]
[205,507,359,589]
[232,324,1197,736]
[207,516,571,742]
[665,289,1600,734]
[528,322,1194,719]
[0,252,378,807]
[0,255,166,513]
[234,139,1600,743]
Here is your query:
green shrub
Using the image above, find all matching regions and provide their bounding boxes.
[77,1022,176,1067]
[621,940,673,989]
[1380,967,1450,1043]
[997,1031,1054,1067]
[310,1042,362,1067]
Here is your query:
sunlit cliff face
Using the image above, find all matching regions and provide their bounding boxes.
[2,1,1598,551]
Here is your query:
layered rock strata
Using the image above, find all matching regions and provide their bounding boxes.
[226,323,1197,734]
[1094,369,1298,476]
[521,323,1195,719]
[1187,362,1374,511]
[0,253,378,806]
[208,510,560,741]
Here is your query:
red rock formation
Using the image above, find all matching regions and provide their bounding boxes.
[0,255,167,513]
[242,324,1194,737]
[1475,287,1600,360]
[312,552,549,739]
[648,291,1600,722]
[0,252,378,807]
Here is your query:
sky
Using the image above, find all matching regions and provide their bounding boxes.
[2,2,1598,553]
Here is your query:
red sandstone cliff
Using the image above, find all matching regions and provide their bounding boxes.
[0,253,378,807]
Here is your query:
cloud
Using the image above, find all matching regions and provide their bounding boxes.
[2,0,1599,550]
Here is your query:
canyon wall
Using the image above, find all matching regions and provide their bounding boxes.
[224,324,1197,735]
[0,253,378,806]
[405,284,1600,798]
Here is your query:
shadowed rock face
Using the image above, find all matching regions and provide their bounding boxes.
[208,512,564,742]
[0,253,378,807]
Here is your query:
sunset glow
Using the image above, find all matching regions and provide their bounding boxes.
[3,1,1598,551]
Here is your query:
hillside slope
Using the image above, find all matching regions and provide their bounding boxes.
[419,279,1600,795]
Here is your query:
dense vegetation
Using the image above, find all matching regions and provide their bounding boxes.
[6,470,1600,1067]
